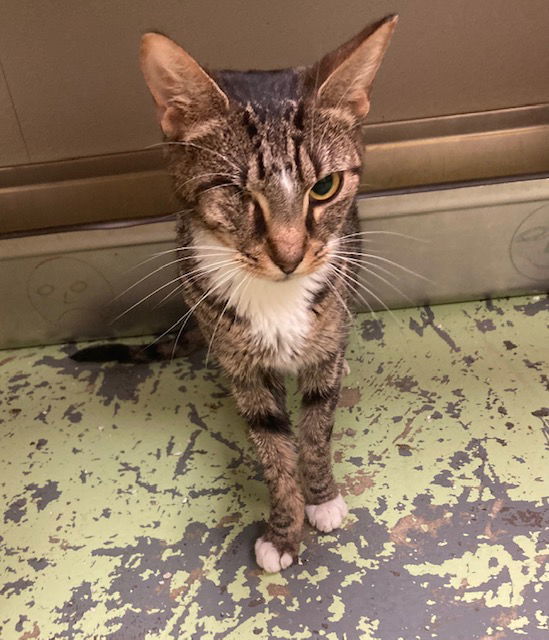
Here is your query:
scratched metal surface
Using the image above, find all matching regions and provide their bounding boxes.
[1,295,548,640]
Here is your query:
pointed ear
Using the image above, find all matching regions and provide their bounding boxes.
[140,32,229,138]
[310,15,398,119]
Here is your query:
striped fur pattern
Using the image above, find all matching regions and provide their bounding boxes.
[140,15,397,572]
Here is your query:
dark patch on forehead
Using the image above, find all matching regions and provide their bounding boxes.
[293,103,305,130]
[256,153,265,180]
[213,69,302,118]
[241,110,259,141]
[293,134,304,179]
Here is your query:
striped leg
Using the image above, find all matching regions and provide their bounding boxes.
[232,370,304,572]
[298,353,348,532]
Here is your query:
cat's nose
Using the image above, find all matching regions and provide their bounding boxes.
[267,225,306,275]
[274,254,304,275]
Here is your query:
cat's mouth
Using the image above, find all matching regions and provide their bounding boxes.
[239,250,329,282]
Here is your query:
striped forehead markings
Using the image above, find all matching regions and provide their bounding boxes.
[280,169,295,198]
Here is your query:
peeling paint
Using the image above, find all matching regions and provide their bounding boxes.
[0,295,547,639]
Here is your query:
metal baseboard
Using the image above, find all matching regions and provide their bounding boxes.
[1,175,548,349]
[2,104,548,348]
[1,104,548,236]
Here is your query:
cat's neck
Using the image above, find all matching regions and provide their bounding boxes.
[191,224,330,369]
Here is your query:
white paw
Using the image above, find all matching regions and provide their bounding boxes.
[342,359,351,376]
[254,537,294,573]
[305,494,348,533]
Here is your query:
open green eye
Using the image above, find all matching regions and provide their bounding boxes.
[309,173,341,202]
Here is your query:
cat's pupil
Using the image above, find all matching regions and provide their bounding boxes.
[312,175,334,196]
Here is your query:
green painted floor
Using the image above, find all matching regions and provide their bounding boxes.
[1,295,548,640]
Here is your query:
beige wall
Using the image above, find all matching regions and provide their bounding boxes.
[0,0,548,166]
[0,62,30,165]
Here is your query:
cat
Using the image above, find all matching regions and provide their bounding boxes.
[139,15,397,572]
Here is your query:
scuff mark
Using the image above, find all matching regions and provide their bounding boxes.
[409,306,461,352]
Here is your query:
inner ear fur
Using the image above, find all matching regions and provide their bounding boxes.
[308,15,398,119]
[140,32,229,137]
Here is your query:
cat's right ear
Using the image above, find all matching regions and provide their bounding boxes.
[140,33,229,138]
[308,15,398,120]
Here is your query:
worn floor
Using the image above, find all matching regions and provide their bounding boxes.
[1,295,548,640]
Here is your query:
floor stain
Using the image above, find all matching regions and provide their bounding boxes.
[0,295,548,640]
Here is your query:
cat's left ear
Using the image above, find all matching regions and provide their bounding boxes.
[311,15,398,119]
[140,32,229,138]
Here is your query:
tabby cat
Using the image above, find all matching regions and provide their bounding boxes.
[140,15,397,572]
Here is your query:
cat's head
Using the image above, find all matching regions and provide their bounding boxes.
[140,16,397,281]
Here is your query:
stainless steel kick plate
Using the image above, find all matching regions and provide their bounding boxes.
[1,176,548,349]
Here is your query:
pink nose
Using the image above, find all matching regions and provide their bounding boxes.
[267,227,306,274]
[272,251,304,274]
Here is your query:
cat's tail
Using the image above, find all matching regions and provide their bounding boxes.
[70,326,205,363]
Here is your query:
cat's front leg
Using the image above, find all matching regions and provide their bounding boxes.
[298,353,349,533]
[231,369,304,572]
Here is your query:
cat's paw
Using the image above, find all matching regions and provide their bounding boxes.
[254,537,294,573]
[342,359,351,376]
[305,494,348,533]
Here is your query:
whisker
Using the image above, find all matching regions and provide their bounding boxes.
[117,253,235,299]
[130,245,235,271]
[324,274,354,322]
[333,253,399,281]
[178,172,237,189]
[337,255,416,306]
[330,261,401,327]
[155,253,243,310]
[151,281,186,309]
[330,264,374,313]
[168,265,243,360]
[154,245,234,256]
[198,183,242,196]
[152,261,240,311]
[205,273,251,366]
[146,141,242,172]
[337,230,430,243]
[144,265,242,353]
[333,250,435,284]
[328,263,378,319]
[112,258,237,322]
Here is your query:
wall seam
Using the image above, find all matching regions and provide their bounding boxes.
[0,54,31,163]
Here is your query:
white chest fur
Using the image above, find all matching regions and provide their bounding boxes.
[192,229,328,370]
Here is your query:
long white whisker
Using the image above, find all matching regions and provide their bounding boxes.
[337,230,430,243]
[330,260,401,327]
[151,281,186,310]
[130,245,235,271]
[329,263,378,319]
[198,183,242,196]
[146,141,242,172]
[113,258,236,322]
[154,245,234,256]
[151,259,239,309]
[325,273,354,322]
[178,172,237,189]
[112,274,184,323]
[333,250,435,284]
[116,253,235,300]
[332,253,399,281]
[169,266,243,360]
[205,273,250,366]
[145,266,241,353]
[337,255,416,306]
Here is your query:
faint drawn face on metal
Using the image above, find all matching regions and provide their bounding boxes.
[27,257,112,327]
[511,205,549,281]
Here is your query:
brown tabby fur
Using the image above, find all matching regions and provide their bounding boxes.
[140,15,397,571]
